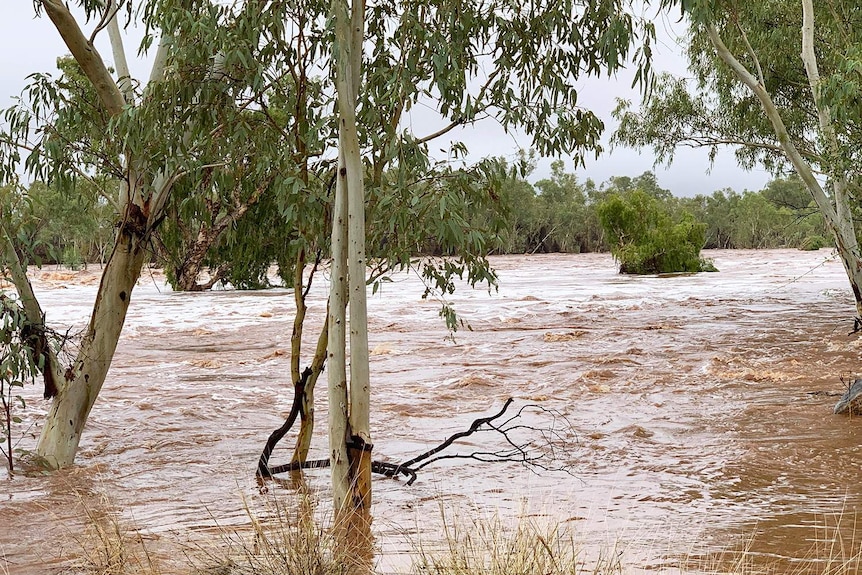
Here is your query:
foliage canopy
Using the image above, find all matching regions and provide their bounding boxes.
[597,189,715,274]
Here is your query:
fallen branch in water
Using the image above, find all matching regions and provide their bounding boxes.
[256,367,310,479]
[258,397,578,485]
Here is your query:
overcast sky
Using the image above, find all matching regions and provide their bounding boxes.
[0,4,774,197]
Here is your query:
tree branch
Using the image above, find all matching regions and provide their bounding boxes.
[397,398,515,469]
[705,22,838,224]
[106,1,134,104]
[40,0,125,117]
[260,398,578,487]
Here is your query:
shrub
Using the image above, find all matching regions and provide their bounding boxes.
[799,235,830,251]
[0,294,40,474]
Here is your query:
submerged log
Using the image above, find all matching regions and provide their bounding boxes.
[834,379,862,415]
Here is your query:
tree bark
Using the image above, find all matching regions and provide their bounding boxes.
[173,230,217,292]
[292,313,328,465]
[330,0,372,549]
[799,0,862,316]
[27,7,177,466]
[36,221,147,467]
[328,145,351,516]
[106,2,134,105]
[0,225,65,399]
[40,0,125,117]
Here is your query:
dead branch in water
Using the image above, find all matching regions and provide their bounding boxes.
[256,367,310,478]
[257,397,578,486]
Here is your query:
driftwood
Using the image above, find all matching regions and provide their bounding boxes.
[257,397,578,485]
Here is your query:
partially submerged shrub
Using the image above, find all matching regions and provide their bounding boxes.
[61,493,162,575]
[0,293,41,474]
[799,235,830,251]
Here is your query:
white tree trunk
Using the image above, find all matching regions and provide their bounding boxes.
[707,22,862,316]
[29,4,177,466]
[36,228,147,467]
[799,0,862,315]
[328,146,351,515]
[329,0,371,542]
[107,3,134,104]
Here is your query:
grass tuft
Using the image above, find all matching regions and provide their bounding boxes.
[410,508,623,575]
[53,492,862,575]
[62,493,162,575]
[188,493,355,575]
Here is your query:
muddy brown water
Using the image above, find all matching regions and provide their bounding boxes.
[2,249,862,573]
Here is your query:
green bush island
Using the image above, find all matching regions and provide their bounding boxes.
[597,189,716,274]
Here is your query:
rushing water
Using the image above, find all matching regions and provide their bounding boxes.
[2,249,862,573]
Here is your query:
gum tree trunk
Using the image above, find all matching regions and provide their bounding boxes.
[706,19,862,317]
[329,0,372,542]
[25,2,174,467]
[36,223,148,467]
[328,146,351,515]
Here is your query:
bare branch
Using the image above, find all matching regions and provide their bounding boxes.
[260,398,579,487]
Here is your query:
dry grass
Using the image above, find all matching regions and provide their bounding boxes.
[60,494,162,575]
[410,508,623,575]
[52,493,862,575]
[186,493,359,575]
[675,511,862,575]
[57,490,356,575]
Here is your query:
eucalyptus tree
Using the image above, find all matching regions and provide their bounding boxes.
[225,0,658,536]
[241,0,657,498]
[597,188,713,273]
[320,0,658,534]
[0,0,293,467]
[0,1,175,468]
[615,0,862,316]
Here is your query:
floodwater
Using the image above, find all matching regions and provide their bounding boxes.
[2,249,862,573]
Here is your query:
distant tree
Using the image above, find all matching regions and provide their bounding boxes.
[493,164,542,254]
[678,189,736,249]
[531,161,594,253]
[762,174,815,212]
[602,171,673,201]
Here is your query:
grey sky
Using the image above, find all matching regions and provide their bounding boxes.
[1,4,773,197]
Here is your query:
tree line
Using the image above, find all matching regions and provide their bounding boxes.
[496,163,828,256]
[2,163,828,279]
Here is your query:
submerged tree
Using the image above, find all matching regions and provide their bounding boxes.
[0,1,179,468]
[597,189,714,274]
[616,0,862,317]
